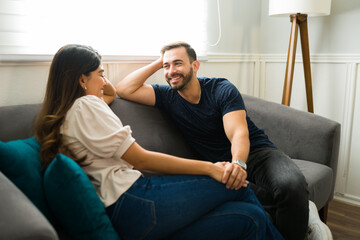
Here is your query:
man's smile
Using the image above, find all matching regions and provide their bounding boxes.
[168,74,183,84]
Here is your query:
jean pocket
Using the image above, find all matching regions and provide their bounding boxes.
[110,193,156,240]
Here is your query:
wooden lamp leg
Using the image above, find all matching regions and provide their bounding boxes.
[282,14,314,113]
[298,15,314,113]
[282,14,299,106]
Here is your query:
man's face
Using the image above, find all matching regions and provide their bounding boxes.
[162,47,194,91]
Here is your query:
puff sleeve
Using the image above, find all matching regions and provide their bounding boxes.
[61,95,135,161]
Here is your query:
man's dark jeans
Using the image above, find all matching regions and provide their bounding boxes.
[247,147,309,240]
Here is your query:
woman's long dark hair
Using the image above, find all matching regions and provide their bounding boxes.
[35,44,101,168]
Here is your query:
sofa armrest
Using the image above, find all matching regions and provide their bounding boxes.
[243,95,341,172]
[0,171,58,240]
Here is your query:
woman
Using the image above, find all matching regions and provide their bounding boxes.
[35,44,283,240]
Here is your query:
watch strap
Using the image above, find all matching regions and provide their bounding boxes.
[233,160,247,170]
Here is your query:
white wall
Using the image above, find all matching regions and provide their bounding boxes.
[0,63,50,106]
[1,0,359,206]
[207,0,262,54]
[260,0,360,54]
[258,0,360,206]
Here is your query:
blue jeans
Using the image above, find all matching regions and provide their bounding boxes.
[106,174,284,240]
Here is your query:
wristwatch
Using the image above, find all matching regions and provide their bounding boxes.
[233,160,247,170]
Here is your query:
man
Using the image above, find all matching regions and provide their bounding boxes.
[116,42,329,240]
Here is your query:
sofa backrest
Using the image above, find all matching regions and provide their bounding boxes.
[109,98,199,160]
[0,104,41,142]
[0,99,199,160]
[0,95,340,172]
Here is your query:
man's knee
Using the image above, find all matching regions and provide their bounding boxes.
[274,173,308,204]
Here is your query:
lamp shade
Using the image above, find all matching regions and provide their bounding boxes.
[269,0,331,17]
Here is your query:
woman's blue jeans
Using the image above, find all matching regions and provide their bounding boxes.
[106,174,284,240]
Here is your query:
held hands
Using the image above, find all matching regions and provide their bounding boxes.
[214,162,248,190]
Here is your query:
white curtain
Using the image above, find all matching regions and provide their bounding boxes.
[0,0,207,57]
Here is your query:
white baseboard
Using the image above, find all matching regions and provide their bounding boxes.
[334,192,360,207]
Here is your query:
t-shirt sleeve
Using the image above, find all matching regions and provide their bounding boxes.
[152,84,167,109]
[216,80,246,116]
[62,96,135,160]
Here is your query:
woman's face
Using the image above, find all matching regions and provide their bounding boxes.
[81,65,108,100]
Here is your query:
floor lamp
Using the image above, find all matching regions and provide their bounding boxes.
[269,0,331,113]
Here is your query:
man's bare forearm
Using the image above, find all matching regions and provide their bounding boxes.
[116,58,163,98]
[223,110,250,163]
[231,134,250,163]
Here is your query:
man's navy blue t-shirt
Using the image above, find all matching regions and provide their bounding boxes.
[152,77,275,162]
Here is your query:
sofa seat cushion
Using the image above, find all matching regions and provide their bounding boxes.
[250,159,333,212]
[293,159,333,209]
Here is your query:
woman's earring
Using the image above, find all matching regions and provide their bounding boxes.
[84,86,87,90]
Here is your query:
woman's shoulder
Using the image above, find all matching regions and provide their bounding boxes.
[74,95,108,109]
[75,95,105,105]
[68,95,111,118]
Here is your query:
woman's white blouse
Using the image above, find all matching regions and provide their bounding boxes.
[60,95,141,207]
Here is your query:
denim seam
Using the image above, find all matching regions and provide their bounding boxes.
[135,177,213,188]
[202,210,260,240]
[118,192,157,240]
[110,196,124,222]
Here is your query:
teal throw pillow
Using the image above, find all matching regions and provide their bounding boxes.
[43,153,120,240]
[0,137,54,222]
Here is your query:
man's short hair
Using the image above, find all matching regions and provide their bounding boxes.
[160,41,197,63]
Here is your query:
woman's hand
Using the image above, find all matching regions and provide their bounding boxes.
[103,78,116,105]
[208,162,227,183]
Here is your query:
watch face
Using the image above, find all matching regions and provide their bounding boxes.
[235,160,247,170]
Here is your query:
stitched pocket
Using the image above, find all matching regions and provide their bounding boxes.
[110,193,156,240]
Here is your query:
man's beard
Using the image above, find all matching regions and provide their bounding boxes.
[166,68,193,91]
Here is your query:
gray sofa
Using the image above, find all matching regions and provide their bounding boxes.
[0,95,340,239]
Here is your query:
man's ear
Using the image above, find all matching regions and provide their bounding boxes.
[192,60,200,73]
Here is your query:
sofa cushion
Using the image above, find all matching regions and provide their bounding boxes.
[43,153,120,240]
[249,159,333,212]
[0,171,58,239]
[293,159,333,209]
[0,137,54,222]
